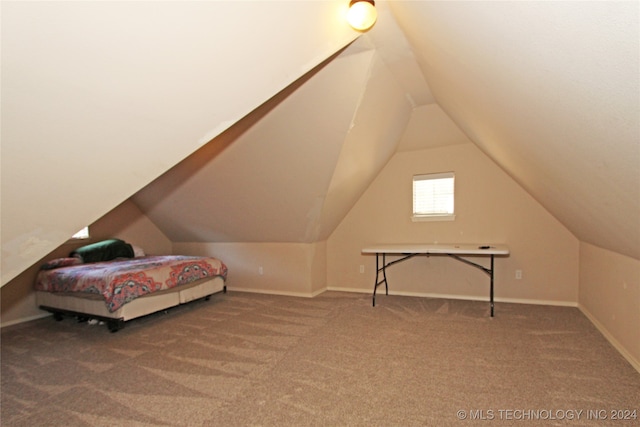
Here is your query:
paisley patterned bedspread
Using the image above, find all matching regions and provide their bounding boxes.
[35,256,228,312]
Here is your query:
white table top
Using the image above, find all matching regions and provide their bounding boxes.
[362,244,509,255]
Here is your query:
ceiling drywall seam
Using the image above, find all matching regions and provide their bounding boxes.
[320,50,414,242]
[133,42,376,245]
[304,47,378,243]
[363,0,435,107]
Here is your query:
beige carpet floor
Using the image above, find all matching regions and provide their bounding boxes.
[2,291,639,426]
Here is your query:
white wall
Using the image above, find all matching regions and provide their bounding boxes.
[173,241,327,298]
[327,142,579,306]
[579,243,640,371]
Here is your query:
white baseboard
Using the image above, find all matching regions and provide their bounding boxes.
[327,286,577,307]
[326,286,370,294]
[228,286,327,298]
[494,296,578,307]
[578,304,640,374]
[1,312,51,329]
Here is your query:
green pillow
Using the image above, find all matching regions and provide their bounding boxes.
[70,239,134,263]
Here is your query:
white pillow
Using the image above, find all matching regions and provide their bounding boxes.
[131,245,146,257]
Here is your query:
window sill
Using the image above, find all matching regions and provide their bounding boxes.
[412,214,456,222]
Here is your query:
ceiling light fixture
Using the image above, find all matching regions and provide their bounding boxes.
[347,0,377,32]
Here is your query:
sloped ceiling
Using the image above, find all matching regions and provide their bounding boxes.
[1,0,360,285]
[2,1,639,286]
[131,1,428,243]
[389,1,640,260]
[132,44,404,242]
[134,1,639,261]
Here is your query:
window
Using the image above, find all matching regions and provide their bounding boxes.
[412,172,455,221]
[71,226,90,240]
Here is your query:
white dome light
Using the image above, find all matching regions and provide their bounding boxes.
[347,0,377,32]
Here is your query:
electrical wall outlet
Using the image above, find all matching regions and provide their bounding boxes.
[259,266,264,275]
[359,265,365,274]
[515,269,523,280]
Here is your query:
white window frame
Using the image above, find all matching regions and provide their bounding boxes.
[71,226,90,240]
[412,172,455,222]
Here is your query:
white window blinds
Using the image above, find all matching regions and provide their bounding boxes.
[412,172,455,220]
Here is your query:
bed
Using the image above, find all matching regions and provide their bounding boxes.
[34,239,228,332]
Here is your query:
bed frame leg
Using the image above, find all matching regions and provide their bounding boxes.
[107,319,125,333]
